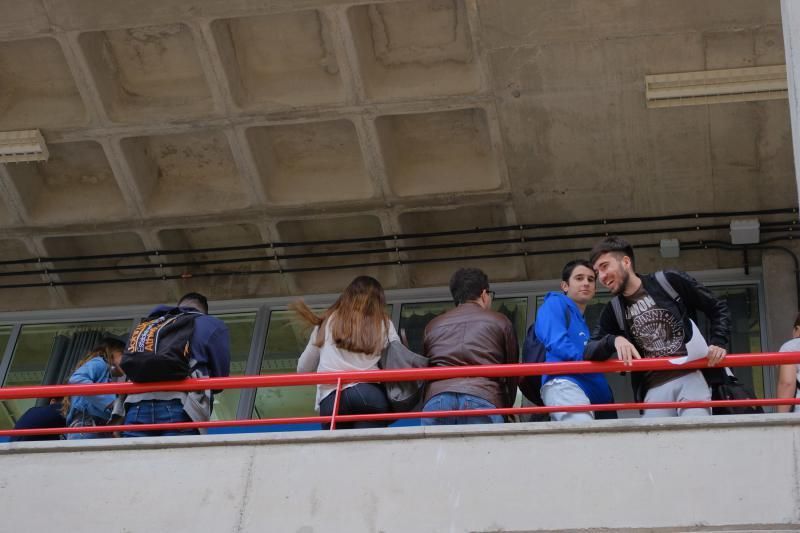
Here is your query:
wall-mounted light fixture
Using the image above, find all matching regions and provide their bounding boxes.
[645,65,787,108]
[0,129,49,163]
[730,219,760,245]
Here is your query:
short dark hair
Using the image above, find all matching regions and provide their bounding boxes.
[589,236,635,269]
[449,268,489,305]
[178,292,209,314]
[561,259,593,282]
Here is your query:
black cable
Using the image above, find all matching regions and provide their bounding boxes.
[2,219,797,279]
[0,206,794,267]
[683,236,800,308]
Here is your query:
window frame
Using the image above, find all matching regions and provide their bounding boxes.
[0,267,767,422]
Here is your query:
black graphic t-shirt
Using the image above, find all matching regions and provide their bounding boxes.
[624,285,692,389]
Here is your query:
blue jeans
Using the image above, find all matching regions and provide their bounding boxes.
[122,399,199,437]
[421,392,504,426]
[319,383,390,430]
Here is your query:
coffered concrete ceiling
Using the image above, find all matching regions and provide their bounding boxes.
[0,0,794,310]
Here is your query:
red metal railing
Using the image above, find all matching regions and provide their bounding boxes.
[2,352,800,438]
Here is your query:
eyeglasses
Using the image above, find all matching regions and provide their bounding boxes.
[485,290,495,300]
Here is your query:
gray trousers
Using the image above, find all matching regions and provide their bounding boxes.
[541,378,594,422]
[642,370,711,418]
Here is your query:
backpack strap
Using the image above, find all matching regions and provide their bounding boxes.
[610,296,625,332]
[654,270,681,304]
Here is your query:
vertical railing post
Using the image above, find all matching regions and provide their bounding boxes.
[330,378,343,430]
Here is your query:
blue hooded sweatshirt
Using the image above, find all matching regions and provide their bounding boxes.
[535,292,612,404]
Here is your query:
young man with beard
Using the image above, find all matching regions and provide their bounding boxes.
[584,237,730,417]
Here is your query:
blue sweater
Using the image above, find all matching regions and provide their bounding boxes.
[535,292,612,404]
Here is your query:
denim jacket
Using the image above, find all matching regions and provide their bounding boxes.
[66,356,115,425]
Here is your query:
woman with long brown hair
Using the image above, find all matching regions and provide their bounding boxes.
[62,337,126,439]
[295,275,398,429]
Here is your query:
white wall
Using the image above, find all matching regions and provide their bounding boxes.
[1,415,799,532]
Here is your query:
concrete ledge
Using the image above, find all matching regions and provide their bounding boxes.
[3,412,800,454]
[2,414,799,532]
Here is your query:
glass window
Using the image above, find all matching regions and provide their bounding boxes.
[699,285,762,396]
[0,320,130,430]
[0,325,12,359]
[254,310,318,422]
[210,312,257,421]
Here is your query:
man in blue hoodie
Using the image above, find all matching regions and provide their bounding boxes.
[122,293,231,437]
[536,260,613,421]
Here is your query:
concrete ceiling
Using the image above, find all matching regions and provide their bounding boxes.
[0,0,795,310]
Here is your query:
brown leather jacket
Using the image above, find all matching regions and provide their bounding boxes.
[423,302,519,408]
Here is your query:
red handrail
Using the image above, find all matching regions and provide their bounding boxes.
[1,352,799,400]
[1,352,799,439]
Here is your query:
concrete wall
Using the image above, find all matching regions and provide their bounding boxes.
[1,415,799,532]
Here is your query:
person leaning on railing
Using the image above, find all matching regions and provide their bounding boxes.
[584,236,731,418]
[295,275,398,430]
[536,260,616,422]
[776,312,800,413]
[62,337,126,439]
[420,267,518,425]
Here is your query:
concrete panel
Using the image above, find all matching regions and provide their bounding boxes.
[79,23,213,122]
[211,10,345,109]
[277,214,397,293]
[120,130,248,216]
[247,120,372,205]
[1,417,799,532]
[479,0,782,49]
[377,108,500,197]
[4,141,128,224]
[37,0,362,32]
[398,205,526,287]
[0,0,51,40]
[41,232,161,306]
[0,37,86,129]
[158,224,279,300]
[0,238,55,311]
[703,27,784,70]
[348,0,481,100]
[709,101,795,211]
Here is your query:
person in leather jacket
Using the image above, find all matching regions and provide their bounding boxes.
[584,236,731,417]
[421,268,518,425]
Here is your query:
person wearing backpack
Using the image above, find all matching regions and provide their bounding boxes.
[121,292,230,437]
[532,260,614,422]
[776,313,800,413]
[584,236,731,417]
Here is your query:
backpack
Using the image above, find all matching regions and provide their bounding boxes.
[519,307,570,407]
[120,308,201,383]
[609,271,762,415]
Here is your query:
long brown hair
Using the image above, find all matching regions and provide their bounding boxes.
[291,276,389,355]
[60,338,125,417]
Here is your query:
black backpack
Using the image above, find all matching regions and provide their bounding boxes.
[519,307,570,406]
[120,308,201,383]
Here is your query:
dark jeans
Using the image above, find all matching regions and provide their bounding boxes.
[122,399,199,438]
[319,383,390,430]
